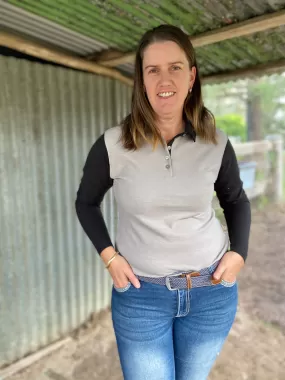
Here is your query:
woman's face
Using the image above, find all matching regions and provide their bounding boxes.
[142,41,196,119]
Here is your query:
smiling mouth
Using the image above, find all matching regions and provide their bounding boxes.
[157,91,176,98]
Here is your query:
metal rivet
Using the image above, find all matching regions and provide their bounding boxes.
[165,164,170,169]
[167,146,171,150]
[165,156,170,160]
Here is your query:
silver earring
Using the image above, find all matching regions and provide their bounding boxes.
[189,88,192,93]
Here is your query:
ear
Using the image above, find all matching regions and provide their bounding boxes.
[189,66,196,90]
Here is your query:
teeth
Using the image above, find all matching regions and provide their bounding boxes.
[158,92,175,97]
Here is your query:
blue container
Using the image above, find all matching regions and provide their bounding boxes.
[238,161,257,189]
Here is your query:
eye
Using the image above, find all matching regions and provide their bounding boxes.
[172,65,182,71]
[149,68,158,74]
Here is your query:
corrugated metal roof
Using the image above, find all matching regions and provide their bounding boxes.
[1,0,109,55]
[117,62,135,76]
[1,0,285,80]
[3,0,284,50]
[197,25,285,77]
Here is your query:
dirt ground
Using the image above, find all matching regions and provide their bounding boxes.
[238,204,285,331]
[5,204,285,380]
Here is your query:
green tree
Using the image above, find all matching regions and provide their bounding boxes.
[215,114,247,141]
[248,74,285,139]
[203,73,285,140]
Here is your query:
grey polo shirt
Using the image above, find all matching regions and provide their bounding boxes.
[75,120,251,277]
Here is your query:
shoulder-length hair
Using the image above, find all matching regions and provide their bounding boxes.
[121,24,216,150]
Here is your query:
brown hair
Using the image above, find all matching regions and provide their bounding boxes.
[121,24,216,150]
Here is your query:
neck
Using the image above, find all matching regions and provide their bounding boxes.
[157,115,184,143]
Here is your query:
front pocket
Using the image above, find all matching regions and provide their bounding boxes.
[113,282,131,293]
[220,279,236,287]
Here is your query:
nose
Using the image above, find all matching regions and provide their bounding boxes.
[158,69,172,86]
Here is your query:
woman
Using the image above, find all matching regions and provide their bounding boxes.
[75,24,251,380]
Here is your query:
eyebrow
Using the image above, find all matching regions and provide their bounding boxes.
[144,61,184,70]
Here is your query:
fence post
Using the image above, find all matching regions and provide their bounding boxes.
[266,135,283,202]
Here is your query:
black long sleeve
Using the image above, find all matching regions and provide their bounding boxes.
[75,134,114,254]
[214,139,251,261]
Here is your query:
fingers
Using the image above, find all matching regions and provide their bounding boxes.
[127,270,141,288]
[113,273,140,289]
[221,269,236,283]
[213,263,237,282]
[110,259,141,289]
[213,251,243,281]
[213,263,226,280]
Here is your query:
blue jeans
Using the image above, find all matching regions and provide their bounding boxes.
[111,269,238,380]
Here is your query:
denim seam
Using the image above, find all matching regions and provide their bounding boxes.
[186,289,190,314]
[176,290,181,317]
[176,290,190,317]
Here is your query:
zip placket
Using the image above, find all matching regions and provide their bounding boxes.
[164,142,173,177]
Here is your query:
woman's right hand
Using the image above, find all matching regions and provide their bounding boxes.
[101,247,140,289]
[108,254,141,289]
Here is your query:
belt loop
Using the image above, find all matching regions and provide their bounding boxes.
[183,272,200,289]
[185,273,192,289]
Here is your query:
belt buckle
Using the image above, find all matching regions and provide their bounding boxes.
[165,271,200,290]
[165,276,179,291]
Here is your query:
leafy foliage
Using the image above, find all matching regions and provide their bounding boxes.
[203,73,285,140]
[215,114,247,141]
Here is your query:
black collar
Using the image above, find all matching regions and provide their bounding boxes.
[165,118,196,147]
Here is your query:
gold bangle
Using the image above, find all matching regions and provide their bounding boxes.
[105,252,118,269]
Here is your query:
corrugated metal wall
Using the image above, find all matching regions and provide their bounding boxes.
[0,56,132,367]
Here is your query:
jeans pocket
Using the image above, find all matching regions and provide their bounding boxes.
[113,281,131,293]
[220,279,236,287]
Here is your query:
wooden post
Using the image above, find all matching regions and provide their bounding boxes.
[0,31,133,87]
[273,137,284,202]
[267,135,284,202]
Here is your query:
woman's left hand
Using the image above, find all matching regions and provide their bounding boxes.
[213,251,245,283]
